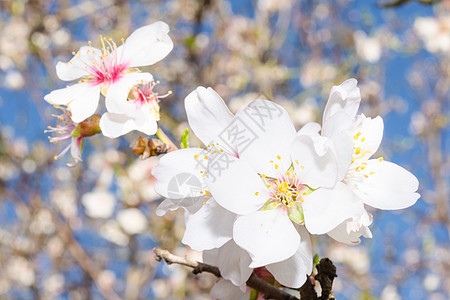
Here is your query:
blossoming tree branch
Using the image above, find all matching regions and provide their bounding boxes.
[43,21,420,299]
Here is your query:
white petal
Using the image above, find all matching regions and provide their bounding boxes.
[105,72,153,114]
[155,197,204,216]
[322,110,354,138]
[215,240,253,286]
[327,213,373,245]
[323,78,361,123]
[350,160,420,210]
[266,225,312,288]
[210,279,250,300]
[119,21,173,68]
[297,122,321,135]
[151,148,206,199]
[99,110,157,138]
[182,199,234,251]
[185,87,235,151]
[233,209,300,267]
[56,46,102,81]
[290,134,338,189]
[330,131,354,181]
[70,137,82,163]
[44,83,100,123]
[302,182,367,234]
[234,100,297,178]
[351,115,384,161]
[204,151,268,215]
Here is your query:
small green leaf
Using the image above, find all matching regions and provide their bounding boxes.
[249,289,259,300]
[313,254,320,267]
[180,128,189,149]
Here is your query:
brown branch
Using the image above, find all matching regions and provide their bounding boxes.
[153,248,298,300]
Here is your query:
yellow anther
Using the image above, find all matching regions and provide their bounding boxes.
[168,91,173,95]
[204,156,208,159]
[267,185,271,188]
[194,154,199,158]
[200,171,203,173]
[355,147,361,155]
[303,192,307,195]
[255,192,259,196]
[295,160,299,164]
[269,160,273,163]
[286,171,290,176]
[364,174,369,178]
[272,203,277,207]
[203,202,206,205]
[220,150,224,152]
[212,143,215,146]
[200,191,203,194]
[361,137,366,142]
[204,196,208,199]
[72,51,76,55]
[378,157,383,161]
[288,203,293,207]
[277,155,281,160]
[274,164,279,169]
[205,191,210,194]
[369,172,375,175]
[354,132,361,140]
[300,165,305,169]
[261,174,266,178]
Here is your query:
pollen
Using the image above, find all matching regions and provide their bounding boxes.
[277,155,281,160]
[378,157,383,161]
[355,147,361,155]
[194,154,199,158]
[361,137,366,142]
[354,132,361,140]
[274,164,279,169]
[295,160,299,164]
[204,156,208,159]
[255,192,259,196]
[300,165,305,169]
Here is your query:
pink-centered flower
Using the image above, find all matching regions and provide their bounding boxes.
[100,79,172,138]
[44,21,173,123]
[45,107,100,166]
[152,86,360,276]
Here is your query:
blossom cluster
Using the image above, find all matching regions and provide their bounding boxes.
[152,80,420,296]
[44,22,173,164]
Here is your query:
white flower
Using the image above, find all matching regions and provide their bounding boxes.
[353,31,382,63]
[100,80,171,138]
[81,189,116,219]
[307,78,420,244]
[44,21,173,123]
[414,15,450,54]
[45,107,84,166]
[116,208,148,235]
[152,87,237,251]
[153,86,363,274]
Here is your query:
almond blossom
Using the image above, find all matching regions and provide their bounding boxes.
[45,106,101,166]
[44,21,173,123]
[298,79,420,244]
[153,86,361,277]
[100,79,171,138]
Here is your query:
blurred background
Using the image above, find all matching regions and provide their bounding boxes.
[0,0,449,299]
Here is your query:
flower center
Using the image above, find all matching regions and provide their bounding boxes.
[73,36,128,85]
[129,80,172,121]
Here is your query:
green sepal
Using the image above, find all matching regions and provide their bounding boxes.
[287,202,304,224]
[180,128,189,149]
